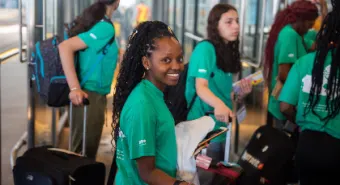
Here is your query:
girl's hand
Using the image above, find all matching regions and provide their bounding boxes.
[238,79,252,98]
[214,102,234,123]
[69,89,88,106]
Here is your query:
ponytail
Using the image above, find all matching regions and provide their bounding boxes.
[68,0,117,37]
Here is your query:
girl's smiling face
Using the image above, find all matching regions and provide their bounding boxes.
[143,36,184,90]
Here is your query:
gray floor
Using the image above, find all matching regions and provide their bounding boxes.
[1,56,266,185]
[1,56,28,185]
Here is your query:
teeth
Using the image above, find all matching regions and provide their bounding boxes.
[167,74,179,77]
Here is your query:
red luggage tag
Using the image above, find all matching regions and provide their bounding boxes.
[196,154,212,170]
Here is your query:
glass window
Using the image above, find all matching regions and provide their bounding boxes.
[242,0,257,59]
[229,0,240,9]
[175,0,183,43]
[185,0,195,32]
[169,0,175,29]
[184,37,194,63]
[46,0,56,38]
[197,0,219,37]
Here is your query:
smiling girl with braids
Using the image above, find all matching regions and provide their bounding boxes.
[112,21,193,185]
[264,0,318,125]
[279,0,340,183]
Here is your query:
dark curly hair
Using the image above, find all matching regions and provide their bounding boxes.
[112,21,177,145]
[304,0,340,124]
[67,0,118,37]
[207,3,241,73]
[264,0,318,86]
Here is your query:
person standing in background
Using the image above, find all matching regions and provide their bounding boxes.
[264,0,318,126]
[133,0,150,27]
[185,4,252,184]
[304,0,328,42]
[279,0,340,183]
[59,0,120,159]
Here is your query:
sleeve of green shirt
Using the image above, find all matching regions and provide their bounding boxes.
[188,42,215,80]
[278,62,301,106]
[304,38,314,51]
[277,33,298,65]
[126,101,156,160]
[78,21,115,53]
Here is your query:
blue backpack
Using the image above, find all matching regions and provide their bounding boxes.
[30,18,115,107]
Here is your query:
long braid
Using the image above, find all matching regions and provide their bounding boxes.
[264,0,318,86]
[112,21,177,148]
[304,0,340,123]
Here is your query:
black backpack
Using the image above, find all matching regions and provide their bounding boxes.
[164,40,215,124]
[164,63,194,124]
[29,17,115,107]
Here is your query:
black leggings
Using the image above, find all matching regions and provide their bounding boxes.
[296,130,340,185]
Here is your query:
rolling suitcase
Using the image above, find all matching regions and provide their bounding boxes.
[13,99,106,185]
[236,125,297,185]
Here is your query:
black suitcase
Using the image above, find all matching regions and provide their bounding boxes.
[13,99,106,185]
[236,125,297,185]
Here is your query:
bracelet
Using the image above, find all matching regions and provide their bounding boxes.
[70,87,80,91]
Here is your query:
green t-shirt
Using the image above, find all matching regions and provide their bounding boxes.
[115,80,177,185]
[268,24,309,120]
[78,19,119,95]
[279,52,340,139]
[304,29,318,48]
[185,41,233,143]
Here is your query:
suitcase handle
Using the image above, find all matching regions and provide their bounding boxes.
[48,148,82,157]
[68,98,90,156]
[48,148,82,160]
[82,98,90,105]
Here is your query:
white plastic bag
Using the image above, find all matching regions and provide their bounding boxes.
[175,116,215,185]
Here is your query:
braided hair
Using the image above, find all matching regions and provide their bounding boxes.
[304,0,340,123]
[112,21,177,144]
[207,4,241,73]
[264,0,318,85]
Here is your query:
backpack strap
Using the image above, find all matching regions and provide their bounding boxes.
[186,70,214,113]
[79,51,107,86]
[98,16,116,53]
[186,39,215,113]
[79,17,116,86]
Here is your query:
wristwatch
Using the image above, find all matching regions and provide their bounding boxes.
[173,180,185,185]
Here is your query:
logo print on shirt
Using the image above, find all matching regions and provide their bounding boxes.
[288,53,295,58]
[302,65,331,96]
[90,33,97,39]
[198,69,207,73]
[139,139,146,146]
[119,129,126,139]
